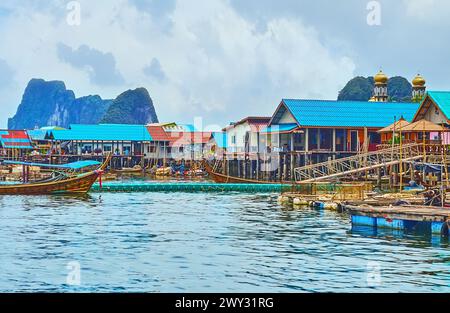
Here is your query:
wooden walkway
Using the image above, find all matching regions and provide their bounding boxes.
[346,204,450,235]
[294,143,423,183]
[345,204,450,222]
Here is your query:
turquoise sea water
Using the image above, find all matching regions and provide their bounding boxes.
[0,191,449,292]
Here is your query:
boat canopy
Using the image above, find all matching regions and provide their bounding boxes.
[2,160,102,169]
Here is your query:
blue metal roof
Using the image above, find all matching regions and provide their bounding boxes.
[4,160,101,169]
[212,132,227,148]
[177,124,197,132]
[279,99,420,128]
[27,129,48,141]
[427,91,450,119]
[52,124,152,141]
[260,123,298,133]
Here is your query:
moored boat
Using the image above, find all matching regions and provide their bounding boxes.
[203,160,291,184]
[0,154,111,195]
[110,164,144,174]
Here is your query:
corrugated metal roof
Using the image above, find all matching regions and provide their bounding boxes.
[4,160,101,169]
[211,132,227,148]
[280,99,420,128]
[250,121,271,132]
[377,118,410,133]
[260,123,298,133]
[146,125,171,141]
[27,129,48,141]
[192,132,212,144]
[0,130,33,149]
[168,132,212,146]
[427,91,450,119]
[52,124,152,141]
[401,119,445,132]
[164,124,197,132]
[167,132,191,146]
[224,116,271,131]
[41,126,66,130]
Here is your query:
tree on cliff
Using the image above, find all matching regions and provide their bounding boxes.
[338,76,412,102]
[100,88,159,124]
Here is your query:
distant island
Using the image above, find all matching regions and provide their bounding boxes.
[8,79,159,129]
[338,76,413,102]
[8,75,415,130]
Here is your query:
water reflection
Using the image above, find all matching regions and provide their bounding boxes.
[0,191,448,292]
[350,225,450,248]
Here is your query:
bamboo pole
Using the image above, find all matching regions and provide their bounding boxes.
[441,126,449,205]
[390,117,396,190]
[399,120,403,192]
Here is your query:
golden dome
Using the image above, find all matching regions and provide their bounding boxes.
[374,70,388,84]
[412,74,426,87]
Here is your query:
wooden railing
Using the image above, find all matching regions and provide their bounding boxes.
[294,143,425,183]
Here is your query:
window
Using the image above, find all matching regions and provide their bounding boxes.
[231,135,236,144]
[103,145,112,152]
[123,146,131,155]
[293,132,304,151]
[308,129,318,150]
[82,144,92,154]
[335,129,346,151]
[320,129,332,150]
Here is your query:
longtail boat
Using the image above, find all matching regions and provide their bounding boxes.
[0,154,111,195]
[110,164,145,174]
[203,160,291,184]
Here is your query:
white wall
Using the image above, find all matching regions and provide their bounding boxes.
[278,110,296,124]
[423,104,448,124]
[225,122,261,153]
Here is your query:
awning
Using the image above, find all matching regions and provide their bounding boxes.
[377,118,410,133]
[260,123,300,134]
[3,160,101,169]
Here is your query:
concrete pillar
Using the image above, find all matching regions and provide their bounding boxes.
[305,128,309,152]
[317,128,321,150]
[332,128,336,153]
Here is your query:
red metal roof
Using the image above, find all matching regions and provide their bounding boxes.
[191,132,212,144]
[168,132,212,147]
[0,130,33,149]
[223,116,271,131]
[146,125,171,141]
[249,121,270,132]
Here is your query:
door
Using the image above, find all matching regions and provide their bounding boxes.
[350,131,358,152]
[244,131,250,154]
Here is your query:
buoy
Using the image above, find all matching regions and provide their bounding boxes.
[293,198,308,206]
[277,196,284,203]
[324,202,339,211]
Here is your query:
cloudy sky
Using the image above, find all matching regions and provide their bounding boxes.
[0,0,449,128]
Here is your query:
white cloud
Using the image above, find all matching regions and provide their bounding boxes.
[57,43,125,86]
[0,0,356,127]
[403,0,450,19]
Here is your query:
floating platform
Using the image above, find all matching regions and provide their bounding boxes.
[346,204,450,236]
[278,193,343,211]
[91,181,292,193]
